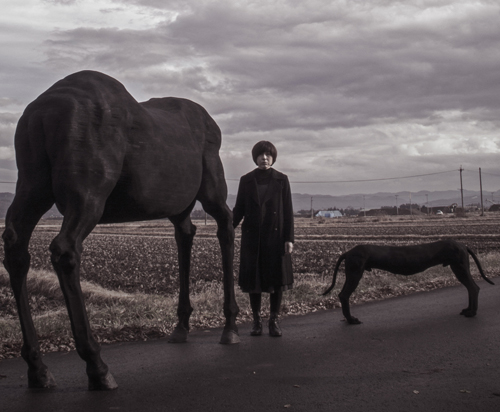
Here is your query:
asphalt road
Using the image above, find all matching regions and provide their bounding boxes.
[1,279,499,412]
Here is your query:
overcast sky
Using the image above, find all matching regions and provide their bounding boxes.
[1,0,499,199]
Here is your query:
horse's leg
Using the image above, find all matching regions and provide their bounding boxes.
[49,198,117,390]
[451,259,480,317]
[168,207,196,343]
[197,158,239,344]
[338,262,364,325]
[2,189,56,388]
[200,201,239,344]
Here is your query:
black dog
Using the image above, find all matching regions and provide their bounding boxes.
[322,239,494,324]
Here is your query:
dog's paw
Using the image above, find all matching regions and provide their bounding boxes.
[460,309,476,317]
[346,317,362,325]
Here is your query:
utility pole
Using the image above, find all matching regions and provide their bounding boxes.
[363,195,366,217]
[479,168,484,216]
[310,196,314,219]
[409,192,412,216]
[459,165,464,210]
[426,194,429,215]
[395,194,398,215]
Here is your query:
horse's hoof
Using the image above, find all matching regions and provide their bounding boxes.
[168,326,188,343]
[88,371,118,391]
[219,328,240,344]
[28,368,57,389]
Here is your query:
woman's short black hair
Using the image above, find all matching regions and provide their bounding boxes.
[251,141,278,165]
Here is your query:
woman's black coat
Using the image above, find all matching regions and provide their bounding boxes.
[233,168,294,292]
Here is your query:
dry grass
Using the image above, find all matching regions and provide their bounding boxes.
[1,249,498,360]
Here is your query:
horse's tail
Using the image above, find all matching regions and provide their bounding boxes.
[322,252,347,295]
[467,247,495,285]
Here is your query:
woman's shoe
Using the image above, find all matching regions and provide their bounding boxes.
[250,316,262,336]
[268,314,282,337]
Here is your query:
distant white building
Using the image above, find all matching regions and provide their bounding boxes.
[316,210,343,218]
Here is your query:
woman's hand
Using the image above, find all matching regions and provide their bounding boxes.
[285,242,294,254]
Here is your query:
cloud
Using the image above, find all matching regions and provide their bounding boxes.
[42,0,78,5]
[0,113,20,150]
[0,98,22,108]
[1,0,499,196]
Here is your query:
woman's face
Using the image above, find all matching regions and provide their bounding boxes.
[256,152,273,170]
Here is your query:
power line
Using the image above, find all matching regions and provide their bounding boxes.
[1,168,496,186]
[227,169,457,184]
[467,170,500,177]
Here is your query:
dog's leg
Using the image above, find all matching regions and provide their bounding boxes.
[450,262,480,317]
[338,265,364,324]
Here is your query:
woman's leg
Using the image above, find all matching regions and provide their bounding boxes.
[249,293,262,336]
[269,290,283,337]
[270,290,282,313]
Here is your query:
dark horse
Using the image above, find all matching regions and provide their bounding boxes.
[2,71,239,390]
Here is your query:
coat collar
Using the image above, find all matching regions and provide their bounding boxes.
[242,168,285,182]
[246,168,283,206]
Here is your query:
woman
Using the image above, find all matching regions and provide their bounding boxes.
[233,141,294,337]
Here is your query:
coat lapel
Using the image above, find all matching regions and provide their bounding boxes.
[248,168,283,206]
[248,171,260,206]
[261,177,281,205]
[260,169,282,205]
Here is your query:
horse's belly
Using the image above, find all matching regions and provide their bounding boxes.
[100,150,203,223]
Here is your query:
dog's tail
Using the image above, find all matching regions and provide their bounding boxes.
[467,247,495,285]
[322,252,347,295]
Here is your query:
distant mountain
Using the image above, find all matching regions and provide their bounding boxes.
[0,192,62,219]
[226,189,500,213]
[0,193,14,218]
[1,189,498,219]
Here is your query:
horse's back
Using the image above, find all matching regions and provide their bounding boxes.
[16,71,140,175]
[14,71,217,221]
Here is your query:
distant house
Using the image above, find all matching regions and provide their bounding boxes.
[421,203,457,214]
[316,210,343,218]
